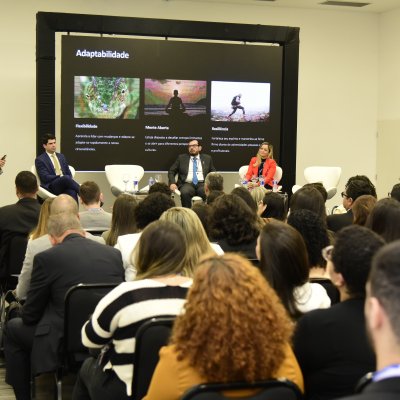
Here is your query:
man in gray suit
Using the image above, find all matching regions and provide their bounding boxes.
[4,212,124,400]
[168,139,216,207]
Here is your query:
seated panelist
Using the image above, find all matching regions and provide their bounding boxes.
[35,134,80,202]
[245,142,276,188]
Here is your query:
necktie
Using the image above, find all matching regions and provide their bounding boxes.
[192,157,198,185]
[51,153,62,175]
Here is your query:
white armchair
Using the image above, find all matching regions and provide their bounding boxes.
[105,164,145,196]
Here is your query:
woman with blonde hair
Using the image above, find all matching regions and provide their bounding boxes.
[160,207,221,276]
[245,142,277,188]
[144,253,303,400]
[29,197,54,240]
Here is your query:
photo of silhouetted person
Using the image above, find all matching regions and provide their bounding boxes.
[165,89,186,116]
[229,93,245,117]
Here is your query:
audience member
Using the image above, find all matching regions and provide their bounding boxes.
[209,194,260,259]
[73,221,192,400]
[303,182,328,202]
[35,134,80,201]
[338,241,400,399]
[160,207,220,276]
[257,220,330,319]
[250,185,267,206]
[259,191,288,221]
[293,225,384,400]
[144,253,304,400]
[4,212,124,400]
[390,183,400,202]
[288,209,339,304]
[168,139,216,208]
[205,189,224,205]
[191,202,211,237]
[148,181,172,196]
[352,195,377,226]
[204,171,224,195]
[29,197,54,240]
[0,171,41,275]
[366,198,400,242]
[290,186,327,220]
[104,194,138,246]
[114,193,174,279]
[79,181,112,231]
[327,177,376,232]
[231,186,258,214]
[16,194,104,300]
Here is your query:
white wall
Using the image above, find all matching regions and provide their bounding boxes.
[0,0,393,207]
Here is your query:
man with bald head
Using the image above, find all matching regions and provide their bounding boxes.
[16,194,104,300]
[4,209,124,399]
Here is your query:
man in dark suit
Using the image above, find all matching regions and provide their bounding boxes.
[327,177,376,232]
[35,134,80,202]
[4,211,124,400]
[0,171,41,276]
[168,139,216,208]
[337,241,400,399]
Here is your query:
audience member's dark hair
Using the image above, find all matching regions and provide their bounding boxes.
[352,195,377,226]
[41,133,55,145]
[15,171,38,195]
[209,194,259,246]
[345,175,377,198]
[191,203,211,238]
[261,192,287,221]
[287,209,330,268]
[290,186,326,220]
[134,193,175,230]
[106,194,138,246]
[148,182,172,197]
[331,225,384,298]
[390,183,400,202]
[365,198,400,243]
[79,181,100,205]
[231,186,257,214]
[303,182,328,202]
[369,241,400,339]
[346,179,376,202]
[206,190,224,205]
[205,172,224,192]
[258,220,309,319]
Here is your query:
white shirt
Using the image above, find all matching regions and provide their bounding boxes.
[186,155,204,183]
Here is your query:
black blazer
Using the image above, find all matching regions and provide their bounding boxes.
[168,153,216,187]
[327,209,354,233]
[337,377,400,400]
[21,234,124,375]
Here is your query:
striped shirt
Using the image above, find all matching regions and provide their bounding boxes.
[82,279,191,396]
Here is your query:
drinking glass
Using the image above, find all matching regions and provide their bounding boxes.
[122,173,129,192]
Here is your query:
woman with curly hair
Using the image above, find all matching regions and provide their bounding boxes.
[160,207,222,276]
[257,220,331,319]
[144,253,303,400]
[103,194,138,246]
[209,194,260,259]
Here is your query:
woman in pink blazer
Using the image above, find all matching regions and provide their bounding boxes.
[245,142,277,188]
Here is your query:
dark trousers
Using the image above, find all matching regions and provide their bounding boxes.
[72,357,129,400]
[4,318,36,400]
[48,176,80,202]
[180,182,205,208]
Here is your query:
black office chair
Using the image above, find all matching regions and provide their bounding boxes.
[53,283,119,400]
[181,379,303,400]
[132,317,175,400]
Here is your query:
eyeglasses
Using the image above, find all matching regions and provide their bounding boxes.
[322,245,334,262]
[341,192,350,199]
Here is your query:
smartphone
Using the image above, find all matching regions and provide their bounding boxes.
[1,155,6,160]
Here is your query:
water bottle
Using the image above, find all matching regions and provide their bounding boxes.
[259,175,265,187]
[149,176,155,187]
[133,177,139,193]
[272,179,278,192]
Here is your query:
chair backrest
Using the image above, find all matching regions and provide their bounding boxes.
[105,164,145,194]
[132,317,175,400]
[0,232,28,281]
[303,166,341,190]
[181,379,303,400]
[274,166,283,183]
[238,165,248,180]
[63,283,119,368]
